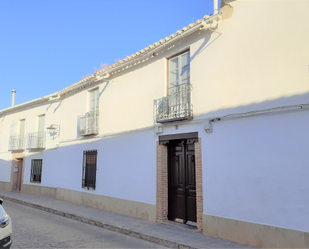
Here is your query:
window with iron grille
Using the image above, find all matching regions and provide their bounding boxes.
[82,150,97,190]
[30,159,42,183]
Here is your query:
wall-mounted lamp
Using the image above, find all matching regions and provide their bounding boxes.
[204,121,213,133]
[155,125,163,135]
[46,124,60,135]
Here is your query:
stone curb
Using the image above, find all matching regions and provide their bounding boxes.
[1,196,199,249]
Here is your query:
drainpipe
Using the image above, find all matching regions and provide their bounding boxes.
[213,0,219,15]
[11,90,16,107]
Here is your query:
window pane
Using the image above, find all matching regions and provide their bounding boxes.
[89,90,99,111]
[38,115,45,132]
[170,57,178,71]
[181,52,189,67]
[169,69,179,88]
[181,52,190,85]
[20,120,25,135]
[169,57,179,88]
[95,90,99,109]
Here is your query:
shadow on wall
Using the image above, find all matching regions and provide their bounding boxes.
[194,91,309,121]
[1,91,309,189]
[190,31,221,63]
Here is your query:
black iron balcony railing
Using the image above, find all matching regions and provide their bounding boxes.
[154,84,193,123]
[27,131,46,149]
[8,135,25,151]
[79,110,99,136]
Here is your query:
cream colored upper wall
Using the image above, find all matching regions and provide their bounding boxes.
[193,0,309,118]
[100,59,166,134]
[59,40,190,139]
[2,0,309,141]
[0,101,61,153]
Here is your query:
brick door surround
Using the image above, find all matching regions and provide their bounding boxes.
[156,137,203,231]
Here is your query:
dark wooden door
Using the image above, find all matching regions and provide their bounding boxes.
[168,140,196,223]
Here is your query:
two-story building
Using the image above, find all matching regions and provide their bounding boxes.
[1,0,309,247]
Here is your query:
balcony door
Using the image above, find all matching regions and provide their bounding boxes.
[37,115,45,148]
[89,88,99,112]
[88,88,99,134]
[18,119,25,150]
[168,51,191,120]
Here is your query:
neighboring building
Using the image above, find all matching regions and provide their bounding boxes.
[1,0,309,247]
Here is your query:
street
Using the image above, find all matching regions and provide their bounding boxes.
[3,200,167,248]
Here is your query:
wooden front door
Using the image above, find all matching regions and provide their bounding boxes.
[12,158,23,191]
[168,139,196,223]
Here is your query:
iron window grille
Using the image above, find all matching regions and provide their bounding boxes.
[82,150,97,190]
[30,159,42,183]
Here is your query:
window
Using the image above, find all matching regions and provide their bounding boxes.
[18,119,26,149]
[38,115,45,132]
[9,119,26,150]
[79,89,99,136]
[37,115,45,148]
[30,159,42,183]
[89,88,99,112]
[82,150,97,190]
[168,50,190,89]
[154,50,192,123]
[20,119,25,136]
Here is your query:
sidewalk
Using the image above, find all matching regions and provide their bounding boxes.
[0,191,255,249]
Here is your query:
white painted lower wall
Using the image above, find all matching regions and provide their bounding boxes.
[0,153,12,182]
[201,109,309,233]
[2,107,309,235]
[23,128,157,205]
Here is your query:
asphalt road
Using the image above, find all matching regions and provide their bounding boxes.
[3,200,167,248]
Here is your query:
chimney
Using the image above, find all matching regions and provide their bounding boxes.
[11,90,16,107]
[213,0,218,15]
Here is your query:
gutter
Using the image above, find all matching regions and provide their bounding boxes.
[0,96,50,117]
[96,14,221,79]
[0,13,221,116]
[54,14,220,99]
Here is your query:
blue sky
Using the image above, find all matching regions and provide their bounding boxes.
[0,0,219,110]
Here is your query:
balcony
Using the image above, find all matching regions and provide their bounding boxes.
[79,110,99,136]
[8,135,25,151]
[154,84,193,123]
[27,131,46,149]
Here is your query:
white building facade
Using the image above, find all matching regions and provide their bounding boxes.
[1,0,309,247]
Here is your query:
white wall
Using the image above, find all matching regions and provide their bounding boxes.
[161,106,309,233]
[0,101,61,183]
[22,128,157,204]
[202,109,309,232]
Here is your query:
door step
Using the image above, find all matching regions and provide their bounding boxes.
[160,219,200,233]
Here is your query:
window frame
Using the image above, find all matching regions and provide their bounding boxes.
[82,150,97,190]
[30,159,43,183]
[167,49,190,94]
